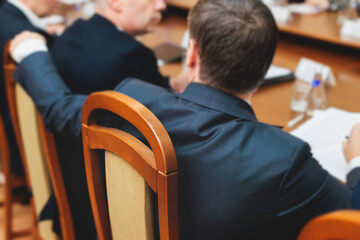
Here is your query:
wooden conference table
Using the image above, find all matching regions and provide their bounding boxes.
[166,0,360,49]
[138,12,360,131]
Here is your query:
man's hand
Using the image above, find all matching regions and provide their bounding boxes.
[343,122,360,163]
[10,31,45,53]
[10,31,47,63]
[305,0,329,9]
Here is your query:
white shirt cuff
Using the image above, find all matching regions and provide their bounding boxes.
[348,156,360,173]
[12,38,48,63]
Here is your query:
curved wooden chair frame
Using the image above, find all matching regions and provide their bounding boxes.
[297,210,360,239]
[82,91,179,240]
[3,41,36,239]
[3,41,75,240]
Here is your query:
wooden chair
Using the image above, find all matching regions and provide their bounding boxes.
[82,91,179,240]
[0,101,31,239]
[3,42,75,240]
[297,210,360,240]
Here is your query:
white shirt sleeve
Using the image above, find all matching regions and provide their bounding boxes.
[348,156,360,173]
[12,38,48,63]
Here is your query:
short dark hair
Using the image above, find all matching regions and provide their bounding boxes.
[189,0,278,94]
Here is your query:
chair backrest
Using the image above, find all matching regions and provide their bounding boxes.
[3,41,75,240]
[0,99,17,238]
[0,83,32,239]
[297,210,360,240]
[81,91,179,240]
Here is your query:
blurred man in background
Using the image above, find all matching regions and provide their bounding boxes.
[0,0,58,180]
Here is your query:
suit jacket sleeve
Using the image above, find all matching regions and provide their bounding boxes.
[274,142,355,239]
[354,178,360,209]
[14,52,86,139]
[347,167,360,189]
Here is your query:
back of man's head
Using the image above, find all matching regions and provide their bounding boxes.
[189,0,278,94]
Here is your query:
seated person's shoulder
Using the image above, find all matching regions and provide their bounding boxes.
[1,21,42,41]
[115,77,173,97]
[253,122,311,159]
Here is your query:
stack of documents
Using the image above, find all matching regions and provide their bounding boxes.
[287,3,324,15]
[291,108,360,182]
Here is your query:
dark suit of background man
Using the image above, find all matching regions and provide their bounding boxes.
[50,0,188,95]
[0,0,56,176]
[10,0,360,239]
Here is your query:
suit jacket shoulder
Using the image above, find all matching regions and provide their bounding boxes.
[50,14,168,94]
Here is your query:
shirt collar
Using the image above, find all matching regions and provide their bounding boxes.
[8,0,46,30]
[179,83,258,122]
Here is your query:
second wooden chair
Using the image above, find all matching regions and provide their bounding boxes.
[3,42,75,240]
[297,209,360,240]
[82,91,179,240]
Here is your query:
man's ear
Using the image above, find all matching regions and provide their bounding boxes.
[186,39,198,68]
[107,0,123,12]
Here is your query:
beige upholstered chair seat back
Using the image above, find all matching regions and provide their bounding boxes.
[15,84,58,240]
[106,150,154,240]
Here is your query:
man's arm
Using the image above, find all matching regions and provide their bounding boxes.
[273,142,353,238]
[274,125,360,238]
[15,52,86,138]
[11,31,86,138]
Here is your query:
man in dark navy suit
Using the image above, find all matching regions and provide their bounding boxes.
[0,0,57,176]
[10,0,360,239]
[50,0,188,94]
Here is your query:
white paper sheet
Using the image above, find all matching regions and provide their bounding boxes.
[291,107,360,181]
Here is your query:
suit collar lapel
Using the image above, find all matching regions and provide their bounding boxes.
[6,0,46,30]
